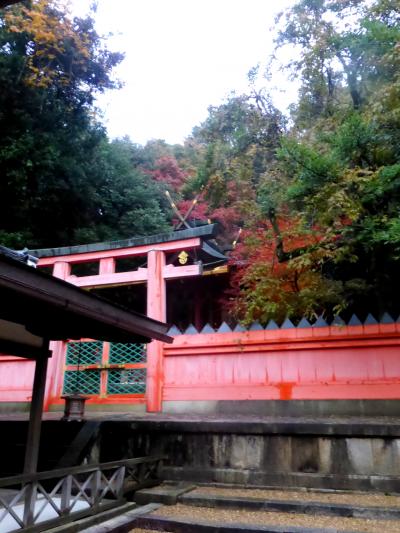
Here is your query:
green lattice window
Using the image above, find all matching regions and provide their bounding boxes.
[107,368,146,395]
[109,343,146,364]
[66,341,103,365]
[63,370,101,395]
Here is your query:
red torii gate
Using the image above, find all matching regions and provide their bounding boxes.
[32,225,225,412]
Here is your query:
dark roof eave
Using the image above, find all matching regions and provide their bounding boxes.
[0,254,172,344]
[201,241,228,261]
[31,225,219,258]
[0,339,51,360]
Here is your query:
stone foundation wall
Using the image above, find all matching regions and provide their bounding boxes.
[98,418,400,492]
[162,399,400,417]
[2,417,400,492]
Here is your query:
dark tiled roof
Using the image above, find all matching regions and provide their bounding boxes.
[0,245,38,266]
[30,225,220,258]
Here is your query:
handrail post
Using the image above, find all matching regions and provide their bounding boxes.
[23,349,50,475]
[23,481,37,527]
[116,466,126,499]
[60,474,72,515]
[91,469,101,508]
[157,457,163,478]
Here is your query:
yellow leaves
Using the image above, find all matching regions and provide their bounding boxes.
[4,0,91,89]
[308,166,375,227]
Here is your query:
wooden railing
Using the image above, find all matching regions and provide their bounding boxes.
[0,455,165,533]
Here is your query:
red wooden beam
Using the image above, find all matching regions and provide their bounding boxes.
[64,263,202,289]
[37,238,202,266]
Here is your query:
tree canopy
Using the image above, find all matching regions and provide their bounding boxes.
[226,0,400,323]
[1,0,400,322]
[165,0,400,323]
[0,0,171,248]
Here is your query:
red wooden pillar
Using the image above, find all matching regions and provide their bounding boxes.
[99,257,115,275]
[100,342,110,397]
[52,261,70,280]
[43,262,71,410]
[146,250,166,412]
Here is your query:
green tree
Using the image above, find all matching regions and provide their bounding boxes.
[221,0,400,323]
[184,91,285,242]
[276,0,400,124]
[76,138,171,243]
[0,0,122,247]
[0,1,171,248]
[243,0,400,320]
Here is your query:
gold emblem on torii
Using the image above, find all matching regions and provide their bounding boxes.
[178,251,189,265]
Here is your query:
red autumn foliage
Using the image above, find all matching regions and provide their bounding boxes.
[224,215,335,322]
[173,199,209,226]
[150,156,189,191]
[210,206,242,243]
[230,215,321,269]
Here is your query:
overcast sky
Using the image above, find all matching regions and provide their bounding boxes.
[70,0,297,145]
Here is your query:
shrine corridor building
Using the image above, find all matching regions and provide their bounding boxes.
[1,224,400,416]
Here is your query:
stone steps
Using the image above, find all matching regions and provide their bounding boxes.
[180,491,400,520]
[132,512,354,532]
[128,483,400,532]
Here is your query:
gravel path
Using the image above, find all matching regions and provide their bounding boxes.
[151,503,400,532]
[129,485,400,531]
[190,486,400,507]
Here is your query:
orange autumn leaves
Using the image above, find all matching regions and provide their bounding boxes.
[228,216,346,324]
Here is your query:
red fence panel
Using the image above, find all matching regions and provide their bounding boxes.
[163,324,400,401]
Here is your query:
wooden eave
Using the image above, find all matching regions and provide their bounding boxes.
[0,254,172,359]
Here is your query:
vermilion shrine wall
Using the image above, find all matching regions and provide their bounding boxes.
[0,356,35,403]
[2,321,400,412]
[163,322,400,404]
